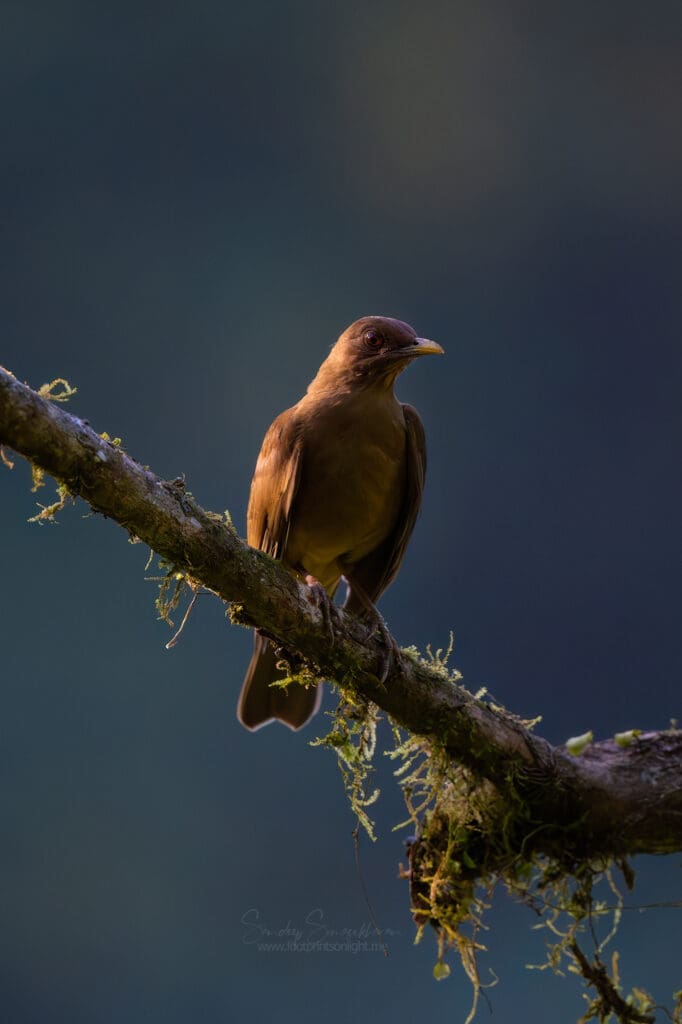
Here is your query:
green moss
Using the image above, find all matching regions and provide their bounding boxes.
[227,603,248,627]
[22,376,78,516]
[28,481,72,523]
[317,635,671,1023]
[391,726,671,1023]
[312,697,381,841]
[37,378,78,402]
[149,558,189,627]
[401,632,462,685]
[270,663,318,692]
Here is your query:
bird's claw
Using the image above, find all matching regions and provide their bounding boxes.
[371,612,401,686]
[341,575,400,685]
[305,575,335,645]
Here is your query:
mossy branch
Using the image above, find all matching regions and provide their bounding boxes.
[3,364,681,1019]
[1,364,681,864]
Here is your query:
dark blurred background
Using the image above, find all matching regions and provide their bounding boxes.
[2,1,681,1020]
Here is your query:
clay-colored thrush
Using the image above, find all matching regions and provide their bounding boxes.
[238,315,443,731]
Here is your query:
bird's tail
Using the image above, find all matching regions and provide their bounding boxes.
[237,632,322,731]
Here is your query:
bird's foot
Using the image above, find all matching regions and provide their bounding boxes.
[304,575,336,645]
[367,610,401,686]
[341,576,401,685]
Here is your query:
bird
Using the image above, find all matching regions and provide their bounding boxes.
[237,315,443,731]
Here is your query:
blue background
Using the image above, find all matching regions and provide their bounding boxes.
[2,1,681,1020]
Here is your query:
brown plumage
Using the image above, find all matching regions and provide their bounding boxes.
[237,315,443,731]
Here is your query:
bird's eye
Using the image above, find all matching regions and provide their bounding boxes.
[363,329,384,350]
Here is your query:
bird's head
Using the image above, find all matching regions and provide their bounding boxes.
[312,316,444,392]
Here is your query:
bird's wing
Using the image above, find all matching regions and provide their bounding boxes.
[246,409,303,558]
[344,403,427,611]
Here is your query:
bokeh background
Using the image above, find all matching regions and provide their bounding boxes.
[2,1,681,1020]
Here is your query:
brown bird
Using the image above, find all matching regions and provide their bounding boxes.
[237,315,443,731]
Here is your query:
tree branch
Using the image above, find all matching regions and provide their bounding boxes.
[1,365,681,860]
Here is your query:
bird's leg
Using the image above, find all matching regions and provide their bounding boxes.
[304,574,335,645]
[343,576,401,685]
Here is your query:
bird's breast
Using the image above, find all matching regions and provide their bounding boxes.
[285,396,407,580]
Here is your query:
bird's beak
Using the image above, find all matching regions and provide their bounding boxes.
[409,337,444,357]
